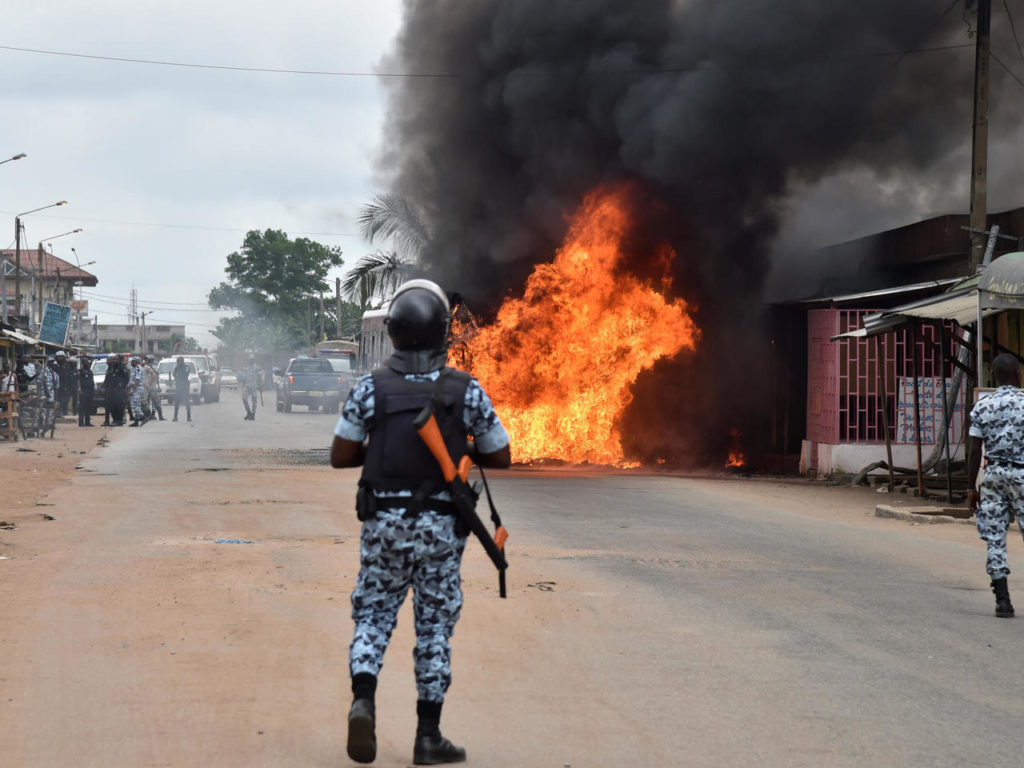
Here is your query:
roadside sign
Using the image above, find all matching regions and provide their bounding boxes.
[70,300,88,313]
[39,302,72,346]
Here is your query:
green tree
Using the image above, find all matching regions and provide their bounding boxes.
[208,229,343,353]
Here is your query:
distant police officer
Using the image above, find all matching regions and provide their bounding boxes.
[241,356,259,420]
[78,356,95,427]
[105,355,130,426]
[331,279,511,766]
[172,356,192,422]
[968,353,1024,617]
[39,357,60,436]
[145,355,164,421]
[128,356,147,426]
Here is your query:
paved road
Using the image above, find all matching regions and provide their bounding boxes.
[3,392,1024,767]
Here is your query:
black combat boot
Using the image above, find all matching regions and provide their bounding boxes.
[413,700,466,765]
[992,578,1015,618]
[347,673,377,764]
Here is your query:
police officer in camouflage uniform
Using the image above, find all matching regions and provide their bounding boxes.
[145,355,165,421]
[241,356,259,420]
[968,353,1024,617]
[128,356,148,426]
[39,356,60,436]
[331,279,511,766]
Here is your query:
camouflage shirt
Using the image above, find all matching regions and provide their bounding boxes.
[969,385,1024,464]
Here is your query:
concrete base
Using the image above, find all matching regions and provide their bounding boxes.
[875,504,974,525]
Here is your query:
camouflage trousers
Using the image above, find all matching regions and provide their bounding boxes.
[350,507,466,702]
[130,387,147,419]
[976,465,1024,578]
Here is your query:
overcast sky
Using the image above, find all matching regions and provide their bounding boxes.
[0,1,403,347]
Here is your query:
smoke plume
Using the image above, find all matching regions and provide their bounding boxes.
[375,0,1014,465]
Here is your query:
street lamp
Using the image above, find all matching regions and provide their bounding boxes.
[70,246,96,345]
[36,228,82,323]
[13,200,67,325]
[0,153,26,166]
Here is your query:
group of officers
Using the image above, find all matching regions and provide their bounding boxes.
[97,353,171,428]
[0,351,202,434]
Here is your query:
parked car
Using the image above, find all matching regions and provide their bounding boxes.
[220,368,239,389]
[156,359,202,404]
[276,357,346,413]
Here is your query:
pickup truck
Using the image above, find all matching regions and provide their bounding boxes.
[275,357,346,413]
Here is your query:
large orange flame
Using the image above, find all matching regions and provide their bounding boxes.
[462,185,699,466]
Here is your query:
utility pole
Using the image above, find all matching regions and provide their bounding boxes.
[319,291,325,341]
[140,311,151,355]
[306,296,312,348]
[968,0,992,273]
[13,218,21,323]
[36,243,43,331]
[335,277,342,338]
[130,288,139,352]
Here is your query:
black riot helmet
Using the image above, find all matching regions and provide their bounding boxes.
[385,280,451,351]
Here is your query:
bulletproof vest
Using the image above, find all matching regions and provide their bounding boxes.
[360,366,471,493]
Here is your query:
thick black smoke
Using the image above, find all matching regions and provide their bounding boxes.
[375,0,1002,465]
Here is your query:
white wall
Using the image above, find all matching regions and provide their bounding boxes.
[800,440,966,475]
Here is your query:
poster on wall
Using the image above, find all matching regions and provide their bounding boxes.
[39,302,72,347]
[896,377,966,445]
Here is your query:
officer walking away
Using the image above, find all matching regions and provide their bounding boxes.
[172,356,192,422]
[241,356,259,420]
[78,356,95,427]
[967,353,1024,617]
[330,279,511,766]
[145,355,165,421]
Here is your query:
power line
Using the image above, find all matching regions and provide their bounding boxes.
[0,41,975,79]
[886,0,964,73]
[0,210,359,238]
[1004,0,1024,64]
[80,290,212,307]
[991,50,1024,88]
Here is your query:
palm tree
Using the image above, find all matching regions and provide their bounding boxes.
[340,250,413,310]
[357,193,431,256]
[342,193,431,309]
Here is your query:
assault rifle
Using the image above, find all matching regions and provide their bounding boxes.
[412,403,509,598]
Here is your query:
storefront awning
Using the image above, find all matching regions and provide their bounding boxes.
[980,251,1024,310]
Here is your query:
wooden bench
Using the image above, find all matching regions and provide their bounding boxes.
[0,392,19,441]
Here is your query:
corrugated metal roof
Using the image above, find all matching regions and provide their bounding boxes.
[1,328,38,344]
[800,277,961,305]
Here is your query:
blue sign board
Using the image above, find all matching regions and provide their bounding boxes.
[39,302,72,346]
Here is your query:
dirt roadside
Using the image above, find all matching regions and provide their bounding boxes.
[0,422,126,545]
